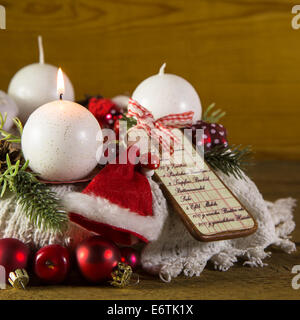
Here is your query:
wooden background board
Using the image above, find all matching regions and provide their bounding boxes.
[0,0,300,160]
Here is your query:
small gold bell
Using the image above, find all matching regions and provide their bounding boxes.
[8,269,29,289]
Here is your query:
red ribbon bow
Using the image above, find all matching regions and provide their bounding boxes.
[127,99,194,152]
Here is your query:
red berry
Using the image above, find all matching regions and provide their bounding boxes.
[34,245,70,284]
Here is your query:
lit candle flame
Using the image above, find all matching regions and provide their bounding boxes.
[57,67,65,98]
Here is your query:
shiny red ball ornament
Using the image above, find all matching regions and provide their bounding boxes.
[140,152,160,170]
[34,245,70,284]
[120,247,140,271]
[76,236,121,283]
[0,238,30,280]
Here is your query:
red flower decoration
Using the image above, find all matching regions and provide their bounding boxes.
[88,98,121,128]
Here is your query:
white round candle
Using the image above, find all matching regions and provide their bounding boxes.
[21,69,101,182]
[132,63,202,122]
[8,36,74,123]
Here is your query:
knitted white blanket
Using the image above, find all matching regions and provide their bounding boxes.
[0,171,296,281]
[141,171,296,281]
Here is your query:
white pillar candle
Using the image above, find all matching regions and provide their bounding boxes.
[21,68,101,182]
[8,36,75,123]
[132,63,202,122]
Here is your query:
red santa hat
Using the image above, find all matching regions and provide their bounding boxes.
[62,158,168,245]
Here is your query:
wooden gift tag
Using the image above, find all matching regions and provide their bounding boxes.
[154,129,257,242]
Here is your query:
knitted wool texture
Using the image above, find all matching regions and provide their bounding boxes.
[0,178,168,249]
[0,184,91,250]
[141,170,296,282]
[0,171,296,281]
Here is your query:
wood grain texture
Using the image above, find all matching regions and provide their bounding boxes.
[0,160,299,300]
[0,0,299,159]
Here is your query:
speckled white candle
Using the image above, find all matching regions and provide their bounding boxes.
[21,68,101,182]
[8,36,74,123]
[21,100,101,181]
[132,63,202,122]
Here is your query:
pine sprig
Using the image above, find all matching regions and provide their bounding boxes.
[0,112,23,143]
[202,103,226,123]
[121,113,137,130]
[0,154,26,197]
[0,115,67,232]
[0,155,68,232]
[13,171,68,232]
[205,144,252,179]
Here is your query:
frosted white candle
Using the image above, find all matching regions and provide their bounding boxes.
[132,63,202,122]
[21,68,101,182]
[8,36,75,123]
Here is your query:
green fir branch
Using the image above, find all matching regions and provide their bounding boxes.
[121,113,137,131]
[205,144,252,179]
[202,103,226,123]
[0,155,68,232]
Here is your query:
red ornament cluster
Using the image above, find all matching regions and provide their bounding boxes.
[191,120,228,151]
[0,236,141,286]
[88,97,123,129]
[120,247,140,271]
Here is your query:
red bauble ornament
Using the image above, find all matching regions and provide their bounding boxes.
[120,247,140,271]
[76,236,121,283]
[140,152,160,170]
[34,245,70,284]
[191,120,228,151]
[0,238,29,280]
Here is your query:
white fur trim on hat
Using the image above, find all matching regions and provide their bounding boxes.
[62,178,168,242]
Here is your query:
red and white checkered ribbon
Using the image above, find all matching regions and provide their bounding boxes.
[127,98,194,152]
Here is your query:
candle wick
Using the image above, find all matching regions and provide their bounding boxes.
[38,35,45,64]
[59,93,63,100]
[159,63,166,75]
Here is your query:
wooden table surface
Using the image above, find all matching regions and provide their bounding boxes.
[1,160,300,300]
